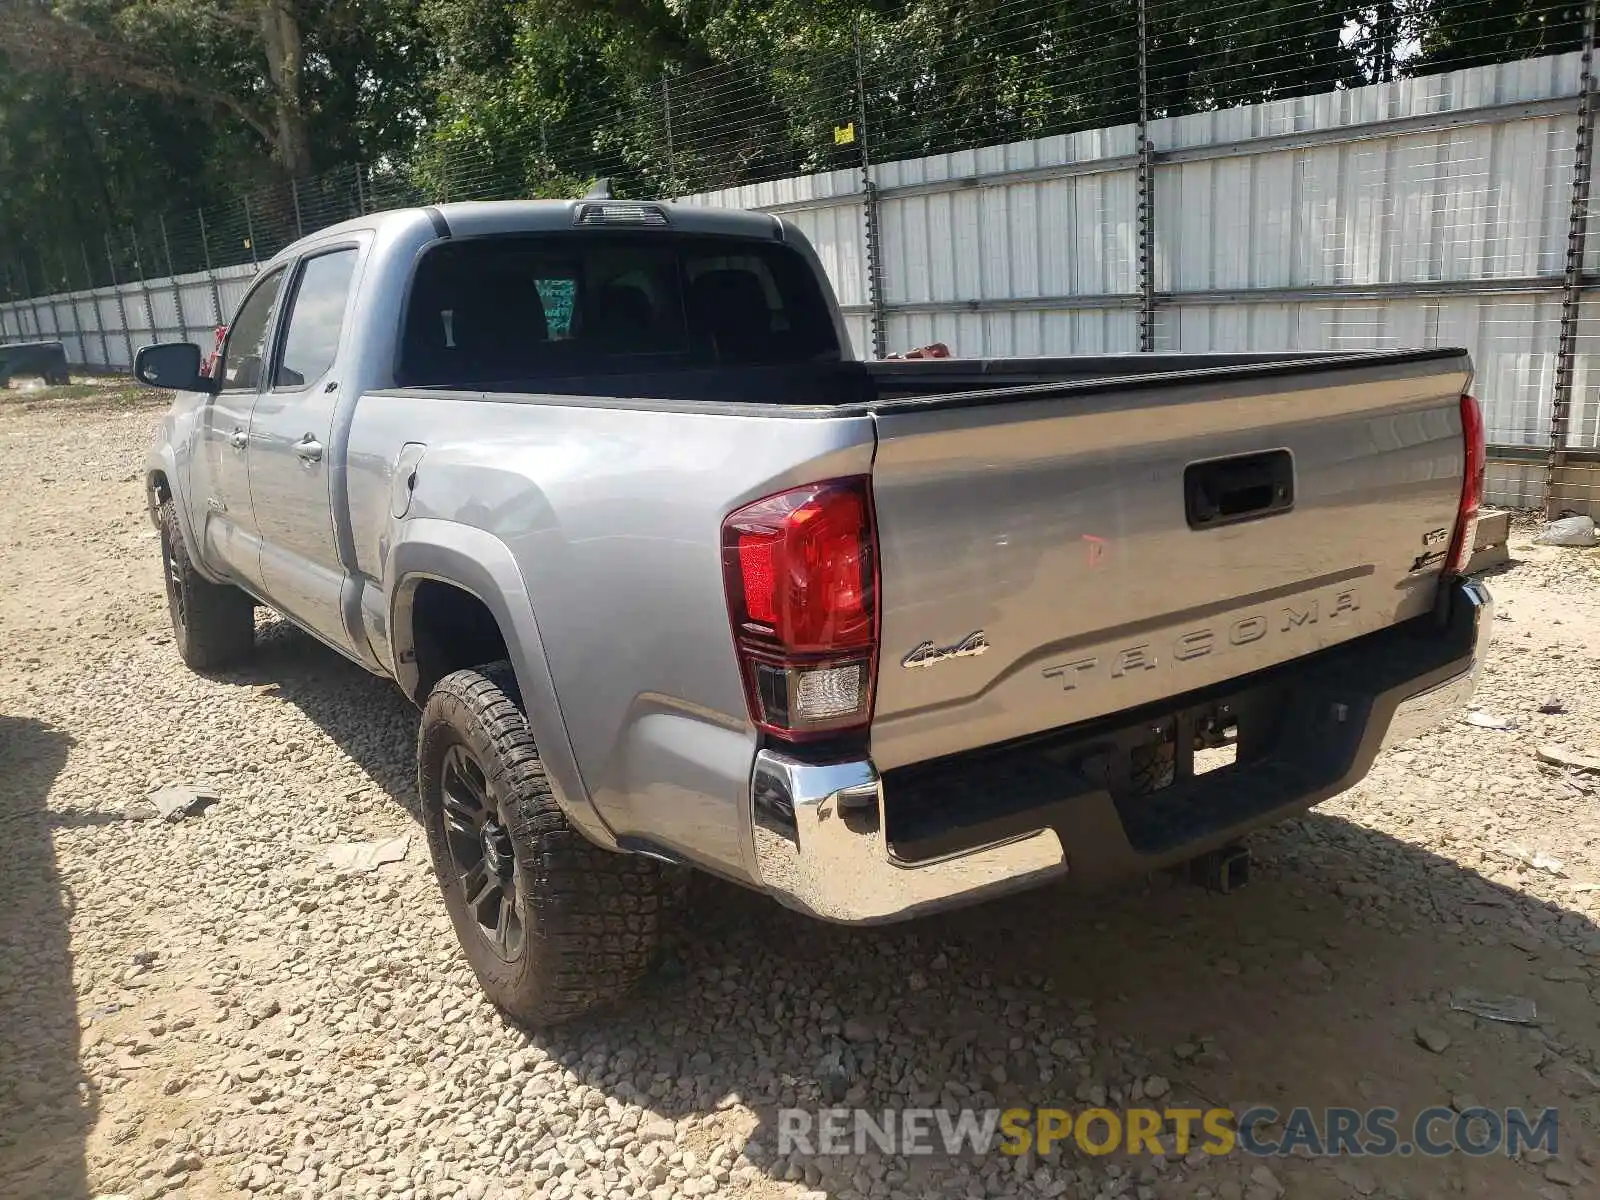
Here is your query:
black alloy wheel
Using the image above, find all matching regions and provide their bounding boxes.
[438,742,526,962]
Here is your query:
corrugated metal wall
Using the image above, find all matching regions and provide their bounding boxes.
[681,49,1597,507]
[0,264,256,368]
[5,51,1593,507]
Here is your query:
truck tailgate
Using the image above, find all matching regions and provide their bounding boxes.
[867,350,1472,772]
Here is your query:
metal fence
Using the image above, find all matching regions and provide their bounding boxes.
[0,264,259,372]
[3,1,1599,513]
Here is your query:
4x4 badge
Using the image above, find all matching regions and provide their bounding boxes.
[902,631,989,669]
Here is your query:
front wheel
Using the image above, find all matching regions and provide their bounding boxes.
[417,663,670,1025]
[158,499,255,671]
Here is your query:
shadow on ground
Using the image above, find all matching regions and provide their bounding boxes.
[0,715,94,1200]
[220,620,1600,1199]
[230,619,421,815]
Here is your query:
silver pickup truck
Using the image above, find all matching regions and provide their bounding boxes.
[137,198,1492,1025]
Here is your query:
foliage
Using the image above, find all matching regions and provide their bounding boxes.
[0,0,1586,294]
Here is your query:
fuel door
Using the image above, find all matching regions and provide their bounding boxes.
[390,442,427,519]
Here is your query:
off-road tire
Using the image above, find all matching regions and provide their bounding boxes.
[418,662,669,1026]
[159,499,255,671]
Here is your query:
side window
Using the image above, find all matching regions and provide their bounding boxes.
[275,249,359,388]
[219,268,285,393]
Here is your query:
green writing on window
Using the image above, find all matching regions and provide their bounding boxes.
[536,278,577,339]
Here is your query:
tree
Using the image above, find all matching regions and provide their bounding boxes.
[1406,0,1587,73]
[0,1,310,174]
[0,0,434,179]
[0,64,224,287]
[0,0,1590,302]
[257,0,311,176]
[0,0,437,289]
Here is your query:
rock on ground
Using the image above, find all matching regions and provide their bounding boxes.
[3,391,1600,1199]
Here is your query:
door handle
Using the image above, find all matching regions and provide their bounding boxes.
[1184,450,1294,530]
[294,435,324,464]
[229,429,248,450]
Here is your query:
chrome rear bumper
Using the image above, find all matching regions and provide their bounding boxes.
[749,754,1067,923]
[1381,579,1494,748]
[749,579,1492,924]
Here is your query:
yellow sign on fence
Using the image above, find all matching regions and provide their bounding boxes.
[834,122,856,146]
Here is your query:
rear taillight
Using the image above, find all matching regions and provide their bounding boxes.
[721,477,878,739]
[1445,393,1486,575]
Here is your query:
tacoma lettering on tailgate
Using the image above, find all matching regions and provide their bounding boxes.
[1041,589,1361,692]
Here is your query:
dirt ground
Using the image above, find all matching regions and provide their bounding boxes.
[3,378,1600,1200]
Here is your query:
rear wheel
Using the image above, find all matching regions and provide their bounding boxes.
[418,662,670,1025]
[159,499,255,671]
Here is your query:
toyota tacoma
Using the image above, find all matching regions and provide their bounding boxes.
[137,198,1493,1024]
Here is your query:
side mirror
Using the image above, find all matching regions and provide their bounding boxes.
[135,342,218,394]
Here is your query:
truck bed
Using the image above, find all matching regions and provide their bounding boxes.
[417,348,1456,413]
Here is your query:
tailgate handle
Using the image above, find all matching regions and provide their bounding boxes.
[1185,450,1294,530]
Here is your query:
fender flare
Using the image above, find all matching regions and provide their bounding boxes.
[387,518,618,851]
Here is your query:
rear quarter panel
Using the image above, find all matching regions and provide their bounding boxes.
[346,393,876,880]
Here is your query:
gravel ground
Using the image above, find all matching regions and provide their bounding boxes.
[4,381,1600,1200]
